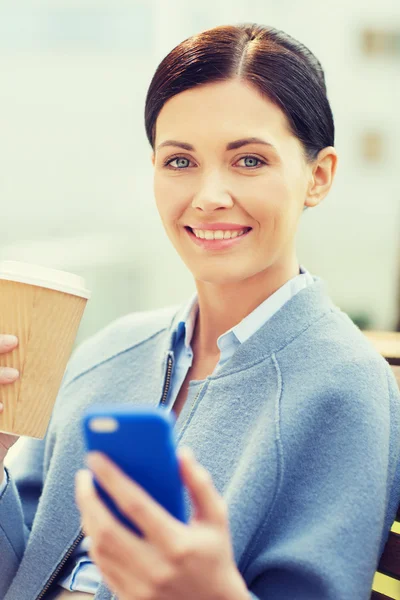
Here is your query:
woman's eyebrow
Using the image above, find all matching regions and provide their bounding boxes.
[156,137,277,152]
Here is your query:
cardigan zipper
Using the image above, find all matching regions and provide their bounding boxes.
[35,530,84,600]
[160,351,206,410]
[160,352,174,406]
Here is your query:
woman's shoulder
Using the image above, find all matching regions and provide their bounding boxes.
[279,304,398,399]
[63,303,180,387]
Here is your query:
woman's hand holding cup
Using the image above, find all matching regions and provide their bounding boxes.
[0,334,20,471]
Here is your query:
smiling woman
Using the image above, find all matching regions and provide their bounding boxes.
[0,22,400,600]
[151,77,336,298]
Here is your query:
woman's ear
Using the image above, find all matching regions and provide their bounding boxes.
[151,152,155,166]
[305,147,338,208]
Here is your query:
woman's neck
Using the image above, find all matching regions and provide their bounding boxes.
[192,257,300,357]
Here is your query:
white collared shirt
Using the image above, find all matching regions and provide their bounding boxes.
[165,265,314,407]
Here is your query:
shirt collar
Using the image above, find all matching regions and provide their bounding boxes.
[174,292,198,350]
[231,265,313,344]
[173,265,312,351]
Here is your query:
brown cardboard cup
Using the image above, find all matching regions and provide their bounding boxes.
[0,261,91,438]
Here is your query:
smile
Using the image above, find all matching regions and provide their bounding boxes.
[184,226,252,250]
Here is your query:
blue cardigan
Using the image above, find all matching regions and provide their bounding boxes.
[1,276,400,600]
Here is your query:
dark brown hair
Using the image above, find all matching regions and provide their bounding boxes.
[144,23,334,162]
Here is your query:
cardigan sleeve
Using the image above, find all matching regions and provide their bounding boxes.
[0,468,8,495]
[0,436,46,598]
[0,357,79,598]
[241,356,400,600]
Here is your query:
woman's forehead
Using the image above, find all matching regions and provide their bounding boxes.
[154,84,295,152]
[156,79,284,124]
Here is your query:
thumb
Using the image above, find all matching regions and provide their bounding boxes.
[177,447,228,526]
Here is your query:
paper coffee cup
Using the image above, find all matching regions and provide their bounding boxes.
[0,260,91,438]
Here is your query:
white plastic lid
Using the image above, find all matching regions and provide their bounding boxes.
[0,260,91,299]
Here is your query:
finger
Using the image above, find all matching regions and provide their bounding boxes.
[0,335,19,385]
[86,531,136,596]
[87,452,185,548]
[0,366,19,385]
[178,447,228,526]
[0,335,18,354]
[75,470,151,570]
[88,561,124,600]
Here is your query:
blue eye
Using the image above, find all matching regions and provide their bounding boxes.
[165,157,191,169]
[237,156,265,168]
[163,154,267,170]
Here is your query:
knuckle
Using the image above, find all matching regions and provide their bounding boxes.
[122,496,144,518]
[169,540,192,565]
[95,525,115,552]
[151,567,174,591]
[97,560,114,579]
[136,586,154,600]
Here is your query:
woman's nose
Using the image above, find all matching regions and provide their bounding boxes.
[191,177,234,212]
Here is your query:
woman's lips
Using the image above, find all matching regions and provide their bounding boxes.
[185,226,252,250]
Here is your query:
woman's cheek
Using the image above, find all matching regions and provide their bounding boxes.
[155,184,182,225]
[159,201,189,245]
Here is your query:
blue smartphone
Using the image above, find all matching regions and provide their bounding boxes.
[82,404,188,536]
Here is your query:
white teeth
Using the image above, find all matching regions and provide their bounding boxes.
[192,228,248,240]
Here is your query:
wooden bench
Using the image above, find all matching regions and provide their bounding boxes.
[371,364,400,599]
[364,331,400,366]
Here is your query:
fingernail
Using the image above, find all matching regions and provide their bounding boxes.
[0,403,3,412]
[2,335,18,347]
[1,367,19,381]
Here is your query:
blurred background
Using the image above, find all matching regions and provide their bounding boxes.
[0,0,399,348]
[1,1,400,596]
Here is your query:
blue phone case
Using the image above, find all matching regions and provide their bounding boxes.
[82,404,188,536]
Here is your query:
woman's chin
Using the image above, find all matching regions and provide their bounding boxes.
[189,266,258,285]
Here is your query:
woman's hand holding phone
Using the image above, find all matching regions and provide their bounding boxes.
[76,406,250,600]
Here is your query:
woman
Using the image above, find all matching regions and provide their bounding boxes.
[1,23,399,600]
